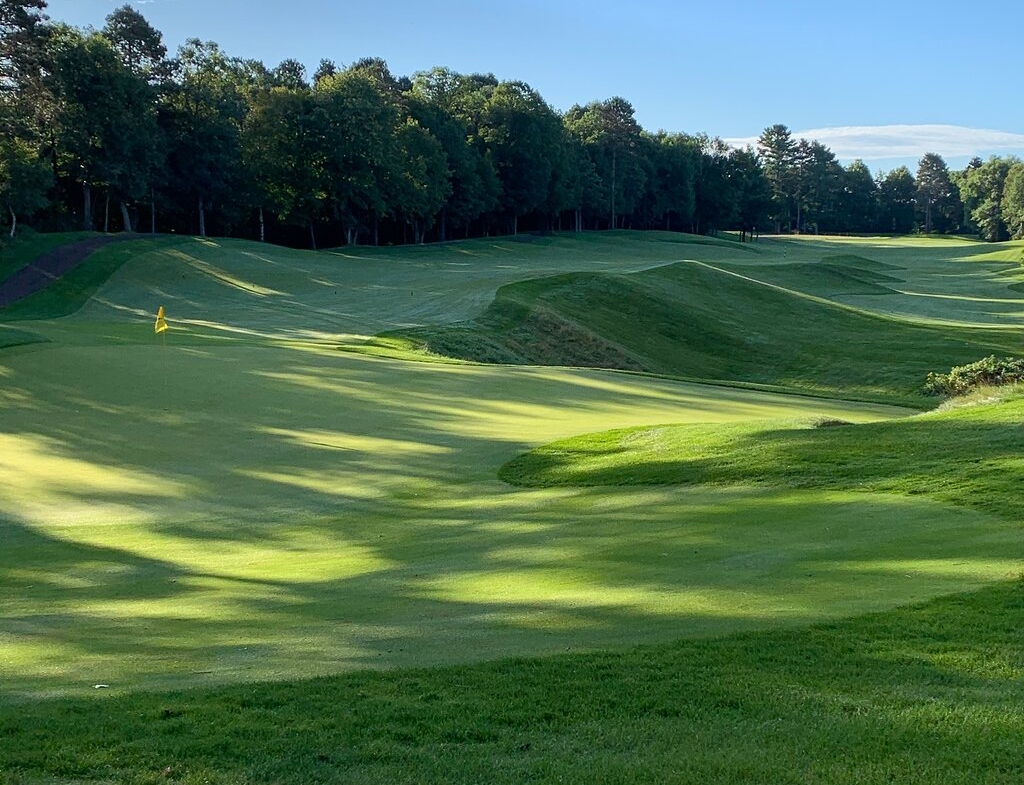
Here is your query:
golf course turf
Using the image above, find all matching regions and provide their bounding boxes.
[1,231,1022,783]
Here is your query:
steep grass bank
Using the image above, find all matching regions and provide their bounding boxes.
[394,260,1021,406]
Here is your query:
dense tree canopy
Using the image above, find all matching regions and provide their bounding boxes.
[0,2,1011,246]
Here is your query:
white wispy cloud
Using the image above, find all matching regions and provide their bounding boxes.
[724,124,1024,162]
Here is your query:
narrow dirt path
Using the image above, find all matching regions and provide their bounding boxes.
[0,235,136,308]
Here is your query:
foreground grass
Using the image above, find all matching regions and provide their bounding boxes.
[3,343,932,696]
[2,579,1021,784]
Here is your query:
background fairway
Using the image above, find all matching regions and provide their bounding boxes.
[2,232,1023,783]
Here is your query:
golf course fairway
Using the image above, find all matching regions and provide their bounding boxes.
[1,232,1023,785]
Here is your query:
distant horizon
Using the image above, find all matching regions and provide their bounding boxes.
[723,125,1024,175]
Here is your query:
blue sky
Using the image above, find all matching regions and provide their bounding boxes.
[45,0,1024,173]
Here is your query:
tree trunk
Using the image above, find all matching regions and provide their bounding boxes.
[198,196,206,237]
[439,206,447,242]
[150,188,156,234]
[610,147,617,230]
[512,214,518,235]
[120,202,133,233]
[259,206,265,242]
[373,214,379,246]
[104,192,110,233]
[309,220,317,250]
[82,183,93,230]
[8,205,16,239]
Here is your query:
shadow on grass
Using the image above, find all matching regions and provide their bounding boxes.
[0,579,1021,784]
[501,411,1024,521]
[1,343,1007,698]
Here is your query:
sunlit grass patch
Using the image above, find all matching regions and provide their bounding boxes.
[499,393,1024,524]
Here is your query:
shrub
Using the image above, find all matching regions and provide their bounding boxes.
[925,355,1024,396]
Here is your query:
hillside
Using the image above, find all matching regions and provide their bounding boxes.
[392,253,1022,406]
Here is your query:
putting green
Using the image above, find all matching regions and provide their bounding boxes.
[1,233,1021,699]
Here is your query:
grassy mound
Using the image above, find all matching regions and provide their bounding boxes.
[735,254,905,297]
[500,392,1024,507]
[0,237,179,322]
[397,261,1018,406]
[0,324,47,349]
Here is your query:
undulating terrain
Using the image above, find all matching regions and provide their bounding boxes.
[1,231,1022,784]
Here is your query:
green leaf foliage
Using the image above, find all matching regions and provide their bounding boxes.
[925,355,1024,397]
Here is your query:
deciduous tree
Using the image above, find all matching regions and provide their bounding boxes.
[1001,161,1024,240]
[0,133,50,236]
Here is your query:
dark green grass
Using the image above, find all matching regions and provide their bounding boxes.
[730,254,905,297]
[0,324,46,349]
[397,261,1021,406]
[0,237,183,321]
[500,393,1024,518]
[0,231,95,282]
[2,580,1021,785]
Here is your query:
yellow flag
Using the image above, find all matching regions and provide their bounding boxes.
[154,305,168,334]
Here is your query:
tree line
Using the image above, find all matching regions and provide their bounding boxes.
[2,0,1023,247]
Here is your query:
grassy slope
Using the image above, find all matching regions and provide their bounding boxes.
[0,231,95,281]
[392,253,1023,406]
[500,392,1024,510]
[2,232,1024,783]
[0,237,186,322]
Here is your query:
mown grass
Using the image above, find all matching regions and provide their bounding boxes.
[0,231,95,282]
[0,237,181,322]
[1,343,928,695]
[3,232,1024,783]
[0,324,46,349]
[2,579,1021,784]
[500,391,1024,518]
[395,260,1021,406]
